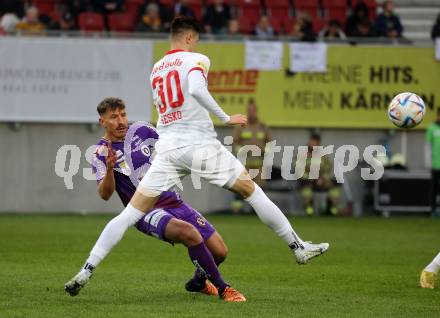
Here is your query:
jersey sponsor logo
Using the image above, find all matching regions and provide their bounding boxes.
[152,58,183,75]
[208,70,259,94]
[160,110,182,125]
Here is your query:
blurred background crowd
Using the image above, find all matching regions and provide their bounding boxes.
[0,0,439,41]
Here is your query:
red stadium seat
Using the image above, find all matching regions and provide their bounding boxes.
[78,12,105,32]
[125,0,144,16]
[295,0,319,19]
[266,0,290,22]
[283,17,296,34]
[108,13,135,32]
[322,0,348,25]
[238,15,255,34]
[235,0,262,25]
[33,0,56,16]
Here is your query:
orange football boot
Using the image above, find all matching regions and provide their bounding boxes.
[200,281,219,296]
[220,286,246,302]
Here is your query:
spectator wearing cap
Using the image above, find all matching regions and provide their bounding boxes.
[135,2,163,33]
[431,12,440,40]
[319,19,346,40]
[290,13,316,42]
[255,15,275,39]
[174,0,195,18]
[374,0,403,38]
[15,6,45,35]
[50,12,78,32]
[204,0,231,34]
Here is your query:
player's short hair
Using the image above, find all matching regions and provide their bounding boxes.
[97,97,125,116]
[171,16,200,38]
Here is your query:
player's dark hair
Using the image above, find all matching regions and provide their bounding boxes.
[171,16,200,38]
[97,97,125,116]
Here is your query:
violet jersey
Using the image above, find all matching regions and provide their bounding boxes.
[91,121,183,208]
[150,49,222,152]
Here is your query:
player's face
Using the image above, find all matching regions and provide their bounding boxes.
[186,31,199,51]
[99,108,128,140]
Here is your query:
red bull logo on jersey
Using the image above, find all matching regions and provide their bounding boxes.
[152,59,183,75]
[208,70,259,94]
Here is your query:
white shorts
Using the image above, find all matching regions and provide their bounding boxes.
[138,141,245,195]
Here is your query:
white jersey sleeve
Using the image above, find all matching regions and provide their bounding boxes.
[150,50,229,152]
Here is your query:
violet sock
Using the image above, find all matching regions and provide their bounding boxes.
[192,258,222,285]
[188,242,228,292]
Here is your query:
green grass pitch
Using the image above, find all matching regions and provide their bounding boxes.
[0,214,439,317]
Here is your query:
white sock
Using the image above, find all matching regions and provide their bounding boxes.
[245,183,304,249]
[85,204,144,269]
[425,252,440,274]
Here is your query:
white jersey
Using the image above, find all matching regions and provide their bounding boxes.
[150,49,221,152]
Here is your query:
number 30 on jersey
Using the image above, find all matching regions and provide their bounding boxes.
[152,70,184,114]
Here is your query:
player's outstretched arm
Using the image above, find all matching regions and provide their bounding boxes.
[188,69,232,124]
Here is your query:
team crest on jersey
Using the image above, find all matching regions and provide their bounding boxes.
[141,145,151,157]
[196,216,206,227]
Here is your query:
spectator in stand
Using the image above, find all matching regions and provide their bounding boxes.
[174,0,195,18]
[204,0,231,34]
[431,12,440,40]
[290,13,316,41]
[135,2,163,33]
[65,0,92,18]
[346,1,372,37]
[374,0,403,38]
[93,0,124,14]
[227,18,241,36]
[352,17,376,37]
[318,19,346,40]
[0,0,25,18]
[50,11,78,32]
[0,13,20,34]
[255,15,274,39]
[15,6,45,34]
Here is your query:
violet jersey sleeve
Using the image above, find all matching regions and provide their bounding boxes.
[91,142,109,183]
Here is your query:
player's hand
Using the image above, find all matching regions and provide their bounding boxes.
[106,142,117,170]
[227,114,248,127]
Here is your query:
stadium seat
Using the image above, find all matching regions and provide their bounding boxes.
[266,0,290,22]
[321,0,347,25]
[125,0,144,16]
[283,17,296,34]
[33,0,56,16]
[294,0,319,19]
[238,15,255,34]
[108,13,135,32]
[235,0,262,26]
[78,12,105,32]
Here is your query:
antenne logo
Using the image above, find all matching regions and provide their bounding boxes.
[208,70,259,94]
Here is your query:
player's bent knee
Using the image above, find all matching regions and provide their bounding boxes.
[230,177,256,199]
[214,245,228,264]
[176,222,203,246]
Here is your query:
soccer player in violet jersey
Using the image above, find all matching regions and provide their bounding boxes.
[65,98,245,302]
[66,17,329,301]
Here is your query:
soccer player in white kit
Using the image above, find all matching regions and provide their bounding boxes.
[420,252,440,289]
[66,17,329,298]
